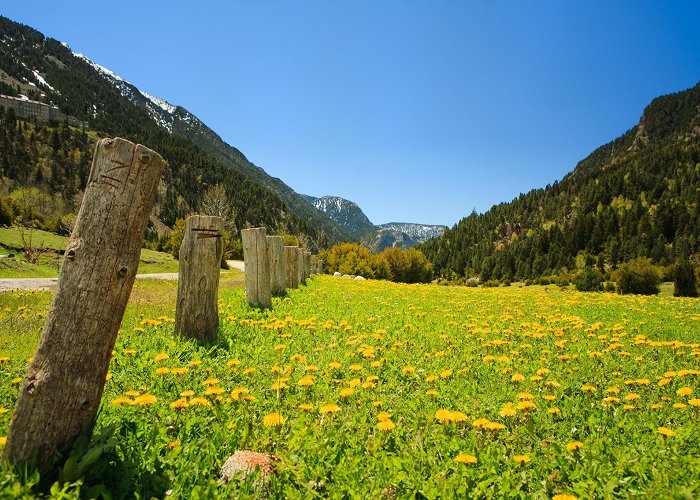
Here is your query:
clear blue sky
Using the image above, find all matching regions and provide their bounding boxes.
[4,1,700,226]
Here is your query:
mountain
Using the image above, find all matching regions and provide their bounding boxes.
[0,16,349,247]
[302,195,374,238]
[420,82,700,281]
[303,194,446,250]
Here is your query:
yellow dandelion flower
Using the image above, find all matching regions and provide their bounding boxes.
[673,403,687,409]
[227,359,241,366]
[347,378,361,388]
[472,417,490,429]
[111,397,133,406]
[243,367,256,375]
[339,388,354,397]
[450,411,468,423]
[298,376,315,387]
[514,455,530,464]
[511,373,525,382]
[402,365,415,374]
[274,344,286,351]
[435,409,453,423]
[651,403,663,409]
[500,406,517,418]
[624,393,640,401]
[517,392,534,400]
[170,398,189,410]
[484,421,505,431]
[548,407,560,414]
[552,494,578,500]
[377,420,396,431]
[372,401,383,407]
[515,401,537,411]
[123,349,136,355]
[298,403,313,411]
[271,380,289,391]
[426,389,438,396]
[168,439,180,449]
[180,390,195,397]
[205,386,225,396]
[203,378,220,386]
[688,398,700,407]
[189,360,202,367]
[376,412,392,421]
[133,394,157,405]
[544,395,556,401]
[565,441,584,451]
[328,362,341,369]
[677,387,693,397]
[581,385,597,393]
[11,377,22,385]
[623,404,635,410]
[189,397,210,406]
[125,390,140,397]
[455,454,477,464]
[154,353,169,361]
[657,427,675,437]
[263,413,285,427]
[440,370,453,379]
[319,403,341,414]
[606,387,620,394]
[349,364,362,371]
[155,367,170,375]
[0,408,7,414]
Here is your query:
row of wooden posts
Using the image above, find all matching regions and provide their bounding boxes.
[241,227,322,309]
[1,137,321,469]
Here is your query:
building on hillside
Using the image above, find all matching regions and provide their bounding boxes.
[0,94,88,128]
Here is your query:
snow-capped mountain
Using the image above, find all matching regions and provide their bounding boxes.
[302,195,447,250]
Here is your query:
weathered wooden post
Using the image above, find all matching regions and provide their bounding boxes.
[241,227,271,308]
[285,246,299,289]
[304,252,312,280]
[317,258,324,274]
[175,215,224,343]
[267,235,286,294]
[3,138,165,467]
[296,247,305,285]
[310,255,318,275]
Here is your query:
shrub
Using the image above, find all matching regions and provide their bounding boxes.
[381,248,433,284]
[673,259,698,297]
[320,243,391,280]
[574,268,604,292]
[616,257,661,295]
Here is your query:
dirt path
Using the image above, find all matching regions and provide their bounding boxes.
[0,260,246,292]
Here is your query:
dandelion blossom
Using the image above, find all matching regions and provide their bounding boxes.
[377,420,396,431]
[677,387,693,397]
[133,394,157,405]
[263,413,285,427]
[154,353,169,361]
[455,454,477,464]
[319,404,341,414]
[514,455,530,464]
[566,441,584,451]
[657,427,675,437]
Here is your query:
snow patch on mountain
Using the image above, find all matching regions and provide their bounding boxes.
[140,90,177,114]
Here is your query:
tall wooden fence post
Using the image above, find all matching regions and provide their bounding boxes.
[267,235,286,294]
[175,215,224,343]
[310,255,318,275]
[241,227,271,308]
[296,247,305,285]
[285,246,299,289]
[3,138,165,467]
[303,252,312,281]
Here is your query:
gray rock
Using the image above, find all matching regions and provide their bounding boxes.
[333,272,341,278]
[354,276,366,281]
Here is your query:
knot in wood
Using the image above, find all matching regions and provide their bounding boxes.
[66,249,76,260]
[103,138,115,149]
[139,153,151,165]
[118,267,128,277]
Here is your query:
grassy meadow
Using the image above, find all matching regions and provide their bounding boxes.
[0,275,698,498]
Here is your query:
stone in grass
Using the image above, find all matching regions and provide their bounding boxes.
[220,451,277,482]
[333,272,341,278]
[354,276,366,281]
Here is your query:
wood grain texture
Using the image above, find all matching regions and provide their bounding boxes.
[266,236,286,294]
[296,247,305,286]
[175,215,224,342]
[3,137,165,466]
[241,228,271,308]
[285,246,299,289]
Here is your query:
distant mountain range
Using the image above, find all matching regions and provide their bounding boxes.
[302,195,446,251]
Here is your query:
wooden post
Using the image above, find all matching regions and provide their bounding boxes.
[241,227,271,308]
[317,258,324,274]
[310,255,318,275]
[296,247,305,285]
[3,138,164,467]
[267,235,286,294]
[304,252,312,281]
[285,246,299,289]
[175,215,224,343]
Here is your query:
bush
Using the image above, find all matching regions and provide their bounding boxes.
[381,248,433,284]
[574,268,604,292]
[673,259,698,297]
[616,257,662,295]
[319,243,392,280]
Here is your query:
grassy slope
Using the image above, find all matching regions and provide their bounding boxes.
[0,228,179,277]
[0,277,698,498]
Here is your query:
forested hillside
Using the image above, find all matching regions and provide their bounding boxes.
[421,82,700,281]
[0,16,346,248]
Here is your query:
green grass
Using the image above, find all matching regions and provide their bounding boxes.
[0,227,180,277]
[0,277,698,498]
